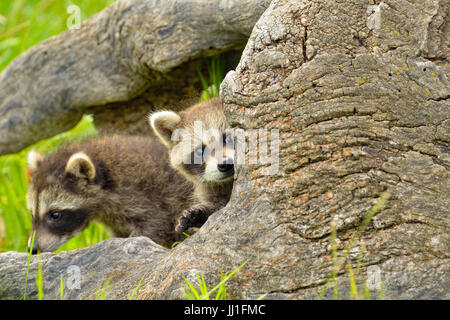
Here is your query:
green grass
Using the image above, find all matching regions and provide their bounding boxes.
[0,0,116,253]
[95,279,110,300]
[128,273,147,300]
[198,54,226,101]
[0,0,116,71]
[36,253,44,300]
[183,260,248,300]
[317,191,390,300]
[23,231,36,300]
[60,274,64,300]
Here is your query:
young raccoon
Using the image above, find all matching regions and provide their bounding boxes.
[149,98,234,233]
[26,134,194,253]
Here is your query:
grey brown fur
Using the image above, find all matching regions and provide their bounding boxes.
[150,98,234,232]
[27,134,195,252]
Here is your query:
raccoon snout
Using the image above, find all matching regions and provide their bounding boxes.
[29,240,39,255]
[217,158,234,173]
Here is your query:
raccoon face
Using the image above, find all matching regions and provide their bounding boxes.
[150,99,234,183]
[184,130,235,183]
[26,151,100,253]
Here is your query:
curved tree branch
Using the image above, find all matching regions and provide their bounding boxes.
[0,0,270,155]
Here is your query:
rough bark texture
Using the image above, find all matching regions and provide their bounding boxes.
[218,0,450,299]
[0,0,270,155]
[0,0,449,300]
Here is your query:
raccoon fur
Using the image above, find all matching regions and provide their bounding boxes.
[26,134,194,253]
[149,98,234,233]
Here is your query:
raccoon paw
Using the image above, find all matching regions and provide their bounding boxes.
[176,206,209,233]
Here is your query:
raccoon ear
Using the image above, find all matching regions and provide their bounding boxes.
[27,150,44,172]
[65,152,96,182]
[149,111,181,146]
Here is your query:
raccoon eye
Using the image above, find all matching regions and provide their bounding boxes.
[194,146,204,158]
[49,211,62,220]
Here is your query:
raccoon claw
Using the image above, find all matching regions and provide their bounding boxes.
[176,207,209,233]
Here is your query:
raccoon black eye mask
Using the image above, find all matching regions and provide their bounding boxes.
[44,209,90,236]
[184,147,207,176]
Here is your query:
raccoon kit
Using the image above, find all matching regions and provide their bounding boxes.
[150,98,235,233]
[26,134,194,253]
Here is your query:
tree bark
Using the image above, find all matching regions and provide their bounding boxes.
[0,0,448,300]
[218,0,450,299]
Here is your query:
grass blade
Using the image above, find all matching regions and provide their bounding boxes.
[60,274,64,300]
[183,277,201,300]
[23,230,35,300]
[200,260,248,300]
[36,253,44,300]
[317,191,390,300]
[129,273,146,300]
[347,263,358,300]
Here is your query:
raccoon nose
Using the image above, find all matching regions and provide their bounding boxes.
[217,158,234,172]
[29,241,39,255]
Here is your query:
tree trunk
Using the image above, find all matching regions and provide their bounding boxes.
[0,0,448,300]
